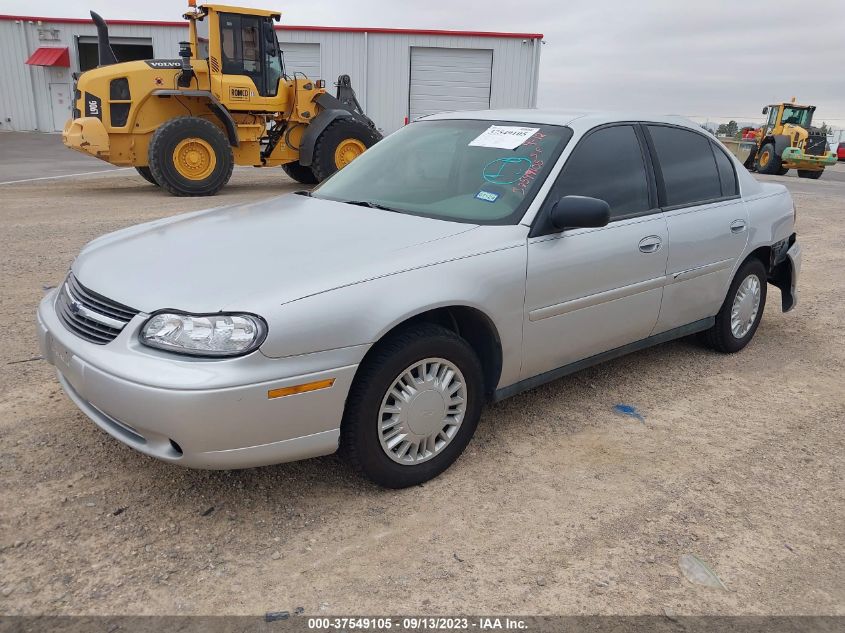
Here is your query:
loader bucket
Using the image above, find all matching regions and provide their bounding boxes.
[721,138,758,167]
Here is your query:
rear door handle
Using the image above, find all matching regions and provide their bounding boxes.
[638,235,662,253]
[730,219,747,234]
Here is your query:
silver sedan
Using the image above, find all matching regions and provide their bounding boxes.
[37,110,801,487]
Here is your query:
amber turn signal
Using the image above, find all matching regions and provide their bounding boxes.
[267,378,335,399]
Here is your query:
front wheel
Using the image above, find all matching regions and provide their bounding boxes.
[311,118,382,181]
[341,324,484,488]
[703,258,768,354]
[797,169,823,180]
[755,142,782,175]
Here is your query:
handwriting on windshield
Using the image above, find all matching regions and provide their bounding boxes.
[482,157,533,185]
[512,131,547,196]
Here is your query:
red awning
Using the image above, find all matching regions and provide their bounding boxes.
[25,47,70,67]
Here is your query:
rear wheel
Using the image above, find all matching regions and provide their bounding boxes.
[703,258,768,354]
[281,161,318,185]
[341,323,484,488]
[797,169,823,180]
[755,142,782,175]
[311,118,382,181]
[148,117,234,197]
[135,166,159,186]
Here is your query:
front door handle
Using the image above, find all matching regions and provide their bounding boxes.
[638,235,662,253]
[730,219,747,234]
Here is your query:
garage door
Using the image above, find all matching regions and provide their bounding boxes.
[280,42,320,80]
[409,47,493,121]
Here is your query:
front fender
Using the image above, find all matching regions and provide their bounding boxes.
[297,109,352,166]
[257,243,528,390]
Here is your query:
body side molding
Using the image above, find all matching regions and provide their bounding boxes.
[493,317,714,402]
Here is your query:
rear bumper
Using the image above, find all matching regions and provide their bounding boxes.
[62,117,111,161]
[37,290,363,469]
[785,239,801,311]
[781,147,836,169]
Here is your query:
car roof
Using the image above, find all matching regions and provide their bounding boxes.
[422,108,704,133]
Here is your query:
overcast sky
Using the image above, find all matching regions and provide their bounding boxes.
[6,0,845,128]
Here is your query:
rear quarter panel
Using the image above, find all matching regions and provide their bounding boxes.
[742,183,795,257]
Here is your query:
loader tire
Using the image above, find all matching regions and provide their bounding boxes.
[282,161,318,185]
[311,118,382,181]
[755,142,782,175]
[135,166,159,186]
[797,170,823,180]
[777,167,789,176]
[148,117,233,197]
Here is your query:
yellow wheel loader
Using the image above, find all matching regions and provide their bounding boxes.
[62,2,382,196]
[724,99,835,180]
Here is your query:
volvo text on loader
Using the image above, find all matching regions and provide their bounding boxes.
[63,2,383,196]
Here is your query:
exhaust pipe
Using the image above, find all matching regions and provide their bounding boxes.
[177,41,195,88]
[90,11,118,66]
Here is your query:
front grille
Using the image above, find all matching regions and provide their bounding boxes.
[805,132,828,156]
[56,274,139,345]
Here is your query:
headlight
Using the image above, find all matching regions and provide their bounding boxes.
[140,312,267,357]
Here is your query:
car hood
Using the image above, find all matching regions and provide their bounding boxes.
[72,195,479,314]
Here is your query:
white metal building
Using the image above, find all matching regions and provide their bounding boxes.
[0,13,543,135]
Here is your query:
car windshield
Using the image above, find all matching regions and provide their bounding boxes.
[311,119,573,224]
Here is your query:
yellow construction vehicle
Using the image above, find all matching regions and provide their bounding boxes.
[726,99,836,180]
[63,1,382,195]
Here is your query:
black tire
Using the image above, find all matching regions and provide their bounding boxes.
[281,161,318,185]
[755,142,782,175]
[340,323,484,488]
[148,117,234,196]
[776,167,789,176]
[311,118,382,181]
[797,169,823,180]
[135,166,159,186]
[703,258,768,354]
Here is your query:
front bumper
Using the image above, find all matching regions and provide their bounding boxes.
[62,117,111,161]
[37,290,365,469]
[781,147,837,169]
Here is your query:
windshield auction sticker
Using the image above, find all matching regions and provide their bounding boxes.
[469,125,541,149]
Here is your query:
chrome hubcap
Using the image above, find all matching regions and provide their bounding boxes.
[378,358,466,465]
[730,274,761,339]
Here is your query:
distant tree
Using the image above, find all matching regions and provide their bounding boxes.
[819,121,831,135]
[717,123,728,136]
[726,120,738,137]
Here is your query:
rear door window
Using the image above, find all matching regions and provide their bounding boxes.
[550,124,651,219]
[646,125,722,207]
[711,143,738,197]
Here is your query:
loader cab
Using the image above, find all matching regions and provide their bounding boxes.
[763,103,814,133]
[192,4,288,110]
[217,12,284,96]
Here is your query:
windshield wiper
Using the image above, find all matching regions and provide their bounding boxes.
[341,200,399,213]
[293,190,312,197]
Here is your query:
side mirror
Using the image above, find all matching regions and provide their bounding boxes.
[550,196,611,231]
[762,106,769,115]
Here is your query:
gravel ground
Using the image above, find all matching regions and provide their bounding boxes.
[1,139,843,616]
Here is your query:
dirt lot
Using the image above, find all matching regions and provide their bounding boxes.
[1,133,843,616]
